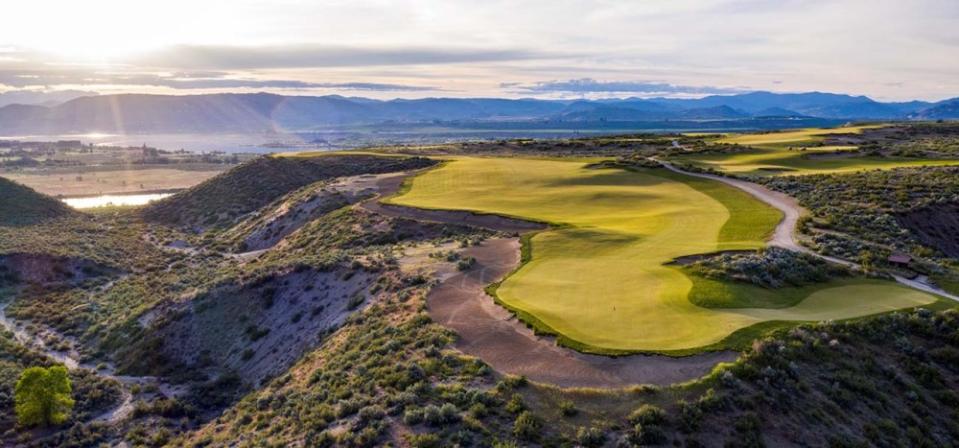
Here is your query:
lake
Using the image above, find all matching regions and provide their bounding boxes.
[63,193,173,209]
[0,118,839,154]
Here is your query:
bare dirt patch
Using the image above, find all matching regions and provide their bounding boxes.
[132,267,382,386]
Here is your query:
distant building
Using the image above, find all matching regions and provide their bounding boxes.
[888,252,913,267]
[56,140,83,149]
[142,144,160,159]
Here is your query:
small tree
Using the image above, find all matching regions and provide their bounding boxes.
[15,365,75,427]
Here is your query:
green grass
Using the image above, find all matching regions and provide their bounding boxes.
[717,125,881,149]
[673,125,959,177]
[685,272,831,309]
[672,149,959,177]
[685,274,923,310]
[390,156,938,352]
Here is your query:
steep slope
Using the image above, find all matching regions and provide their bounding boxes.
[141,154,435,230]
[0,177,76,226]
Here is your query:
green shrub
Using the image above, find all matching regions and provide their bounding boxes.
[469,403,488,418]
[456,257,476,271]
[559,400,578,417]
[628,404,666,426]
[403,407,424,425]
[405,433,441,448]
[679,400,703,433]
[630,423,667,445]
[513,411,540,441]
[505,394,525,414]
[348,292,366,310]
[422,403,459,426]
[575,426,607,447]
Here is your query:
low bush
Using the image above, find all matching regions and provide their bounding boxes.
[688,247,849,288]
[513,411,540,441]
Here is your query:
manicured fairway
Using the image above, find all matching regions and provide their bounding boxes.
[676,126,959,176]
[717,125,881,149]
[672,149,959,177]
[390,157,938,352]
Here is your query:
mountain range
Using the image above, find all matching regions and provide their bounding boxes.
[0,91,956,135]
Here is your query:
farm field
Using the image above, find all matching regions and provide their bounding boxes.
[1,166,225,197]
[673,125,959,176]
[390,156,938,352]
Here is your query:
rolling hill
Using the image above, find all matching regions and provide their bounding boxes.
[0,177,76,226]
[141,153,435,230]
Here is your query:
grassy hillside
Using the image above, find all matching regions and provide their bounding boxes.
[142,154,434,230]
[0,177,76,226]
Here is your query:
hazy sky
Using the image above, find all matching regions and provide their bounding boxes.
[1,0,957,101]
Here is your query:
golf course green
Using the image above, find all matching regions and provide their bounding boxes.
[389,156,937,352]
[673,126,959,176]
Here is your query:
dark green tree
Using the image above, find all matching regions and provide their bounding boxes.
[14,365,75,427]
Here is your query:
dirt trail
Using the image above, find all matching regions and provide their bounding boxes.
[658,160,959,302]
[363,170,736,388]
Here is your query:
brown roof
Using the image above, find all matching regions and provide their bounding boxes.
[888,253,912,264]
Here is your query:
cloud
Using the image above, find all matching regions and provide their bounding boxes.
[0,70,435,91]
[505,78,748,96]
[316,82,436,92]
[112,75,436,91]
[135,44,563,70]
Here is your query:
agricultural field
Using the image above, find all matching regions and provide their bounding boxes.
[389,156,938,353]
[672,125,959,176]
[1,166,226,198]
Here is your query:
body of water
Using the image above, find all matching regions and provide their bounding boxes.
[0,118,839,154]
[63,193,172,209]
